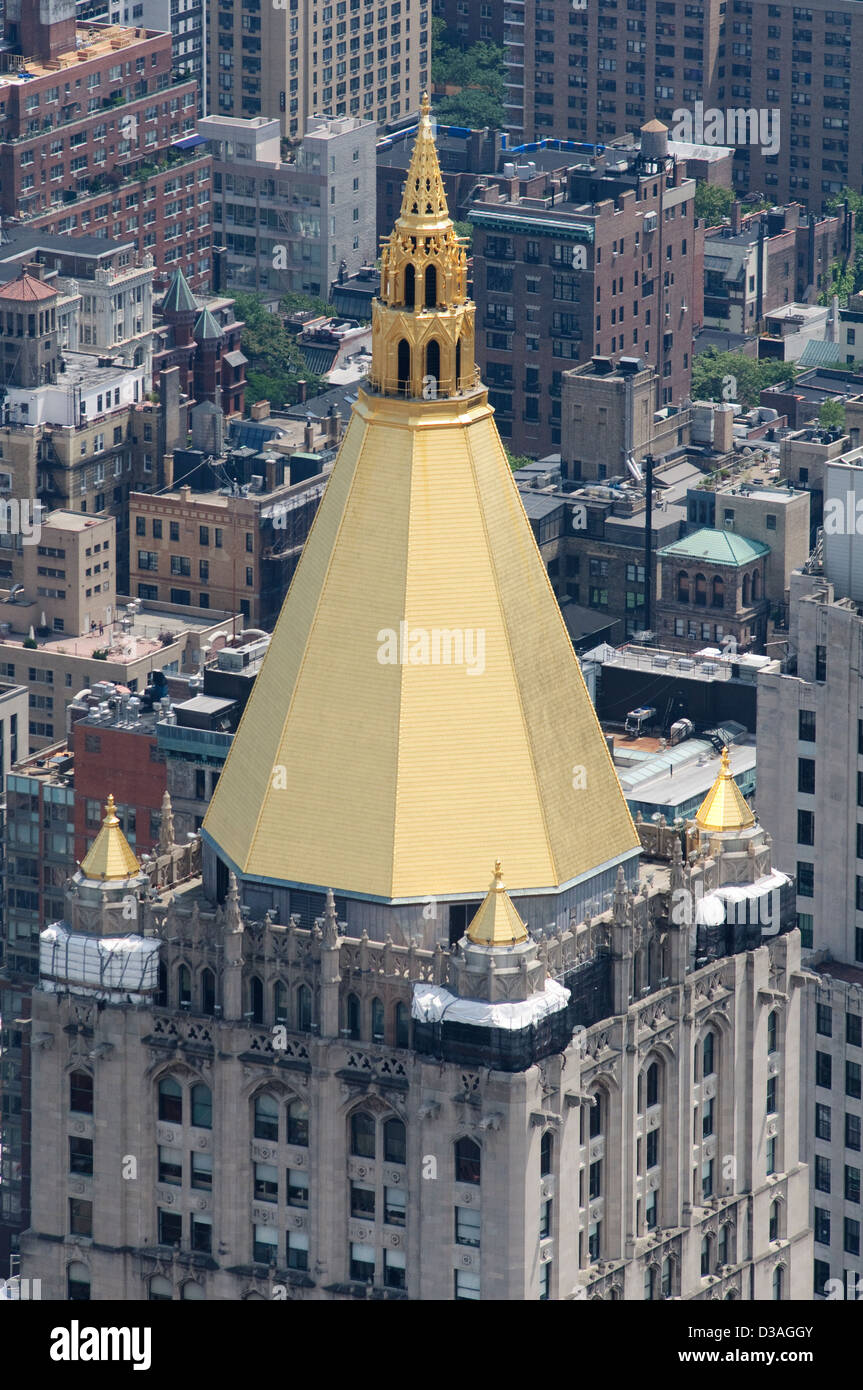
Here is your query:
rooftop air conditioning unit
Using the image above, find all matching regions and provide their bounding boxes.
[653,654,670,668]
[701,662,717,675]
[678,657,695,670]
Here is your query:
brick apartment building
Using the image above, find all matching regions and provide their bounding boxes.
[704,201,854,334]
[468,124,702,457]
[435,0,863,213]
[152,267,246,420]
[69,694,167,866]
[0,4,212,294]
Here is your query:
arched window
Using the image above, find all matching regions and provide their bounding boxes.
[646,1061,660,1107]
[297,984,312,1032]
[158,1076,182,1124]
[149,1275,173,1301]
[394,1001,410,1049]
[425,337,440,387]
[424,263,437,308]
[752,570,761,601]
[540,1130,553,1177]
[70,1070,93,1115]
[350,1110,376,1158]
[661,1257,672,1297]
[677,570,690,602]
[249,975,264,1025]
[768,1009,778,1054]
[712,575,724,608]
[643,1265,656,1300]
[274,981,288,1026]
[742,573,751,606]
[694,572,707,607]
[769,1200,780,1241]
[700,1235,712,1277]
[178,964,191,1008]
[703,1030,716,1077]
[772,1265,783,1300]
[67,1261,90,1301]
[191,1083,212,1129]
[455,1136,481,1184]
[346,993,361,1040]
[181,1281,205,1300]
[253,1091,279,1142]
[156,960,168,1007]
[384,1117,406,1164]
[718,1223,730,1265]
[201,968,215,1015]
[397,338,411,394]
[371,997,385,1042]
[403,263,415,309]
[455,337,462,387]
[287,1097,309,1146]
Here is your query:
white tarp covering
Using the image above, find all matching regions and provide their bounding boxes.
[40,924,160,994]
[411,979,570,1031]
[695,869,790,926]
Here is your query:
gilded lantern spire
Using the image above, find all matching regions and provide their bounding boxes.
[694,747,756,834]
[79,794,142,882]
[467,860,530,947]
[371,94,476,400]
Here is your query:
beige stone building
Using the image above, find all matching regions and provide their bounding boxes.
[209,0,428,143]
[17,113,812,1302]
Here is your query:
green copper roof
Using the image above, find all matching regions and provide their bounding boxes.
[658,527,770,566]
[161,267,198,315]
[193,306,224,342]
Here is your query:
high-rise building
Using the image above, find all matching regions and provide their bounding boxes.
[76,0,208,116]
[0,4,212,294]
[13,104,812,1301]
[208,0,428,144]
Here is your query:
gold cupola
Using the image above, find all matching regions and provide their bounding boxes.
[370,93,477,400]
[467,860,530,947]
[79,794,142,882]
[694,747,756,835]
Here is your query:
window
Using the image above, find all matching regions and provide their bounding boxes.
[158,1146,182,1186]
[814,1204,831,1244]
[798,757,815,794]
[768,1010,778,1054]
[702,1097,715,1137]
[845,1217,861,1256]
[703,1031,715,1077]
[817,1003,833,1037]
[766,1138,777,1176]
[815,1154,831,1193]
[350,1110,375,1158]
[287,1231,309,1270]
[253,1224,277,1264]
[589,1159,602,1199]
[350,1242,375,1283]
[540,1198,552,1239]
[845,1165,860,1204]
[848,1013,862,1048]
[69,1136,94,1176]
[384,1186,406,1226]
[769,1201,780,1242]
[350,1181,375,1218]
[798,862,814,897]
[814,1260,831,1297]
[170,521,180,542]
[846,1113,861,1152]
[287,1098,308,1146]
[798,809,815,845]
[191,1151,212,1191]
[798,709,816,742]
[70,1070,93,1114]
[703,1157,715,1197]
[773,1265,784,1300]
[158,1208,181,1246]
[646,1062,659,1107]
[285,1168,308,1208]
[68,1262,91,1302]
[384,1248,406,1290]
[254,1162,278,1203]
[254,1091,279,1142]
[394,1002,410,1048]
[455,1136,481,1184]
[384,1117,406,1164]
[454,1269,481,1300]
[541,1131,553,1177]
[816,1103,832,1141]
[158,1076,182,1123]
[847,1061,862,1099]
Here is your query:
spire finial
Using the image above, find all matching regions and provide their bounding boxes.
[105,793,119,823]
[493,857,503,887]
[421,90,430,118]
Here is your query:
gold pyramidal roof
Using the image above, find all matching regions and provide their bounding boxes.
[467,860,529,946]
[202,107,639,902]
[79,794,141,882]
[694,747,756,834]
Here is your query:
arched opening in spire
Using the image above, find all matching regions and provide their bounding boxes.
[425,338,440,387]
[424,263,437,308]
[397,338,411,395]
[455,337,462,388]
[403,263,415,309]
[742,573,751,606]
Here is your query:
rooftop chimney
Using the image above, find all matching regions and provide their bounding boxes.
[19,0,76,64]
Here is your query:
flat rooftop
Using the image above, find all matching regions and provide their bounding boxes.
[600,643,779,681]
[3,25,154,86]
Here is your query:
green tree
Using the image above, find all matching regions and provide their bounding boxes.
[694,182,733,226]
[452,220,473,245]
[431,23,506,129]
[817,258,855,306]
[819,399,845,432]
[825,187,863,293]
[232,291,325,409]
[691,348,796,407]
[279,290,337,320]
[504,447,535,472]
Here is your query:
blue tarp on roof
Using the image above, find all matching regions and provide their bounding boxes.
[173,134,207,150]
